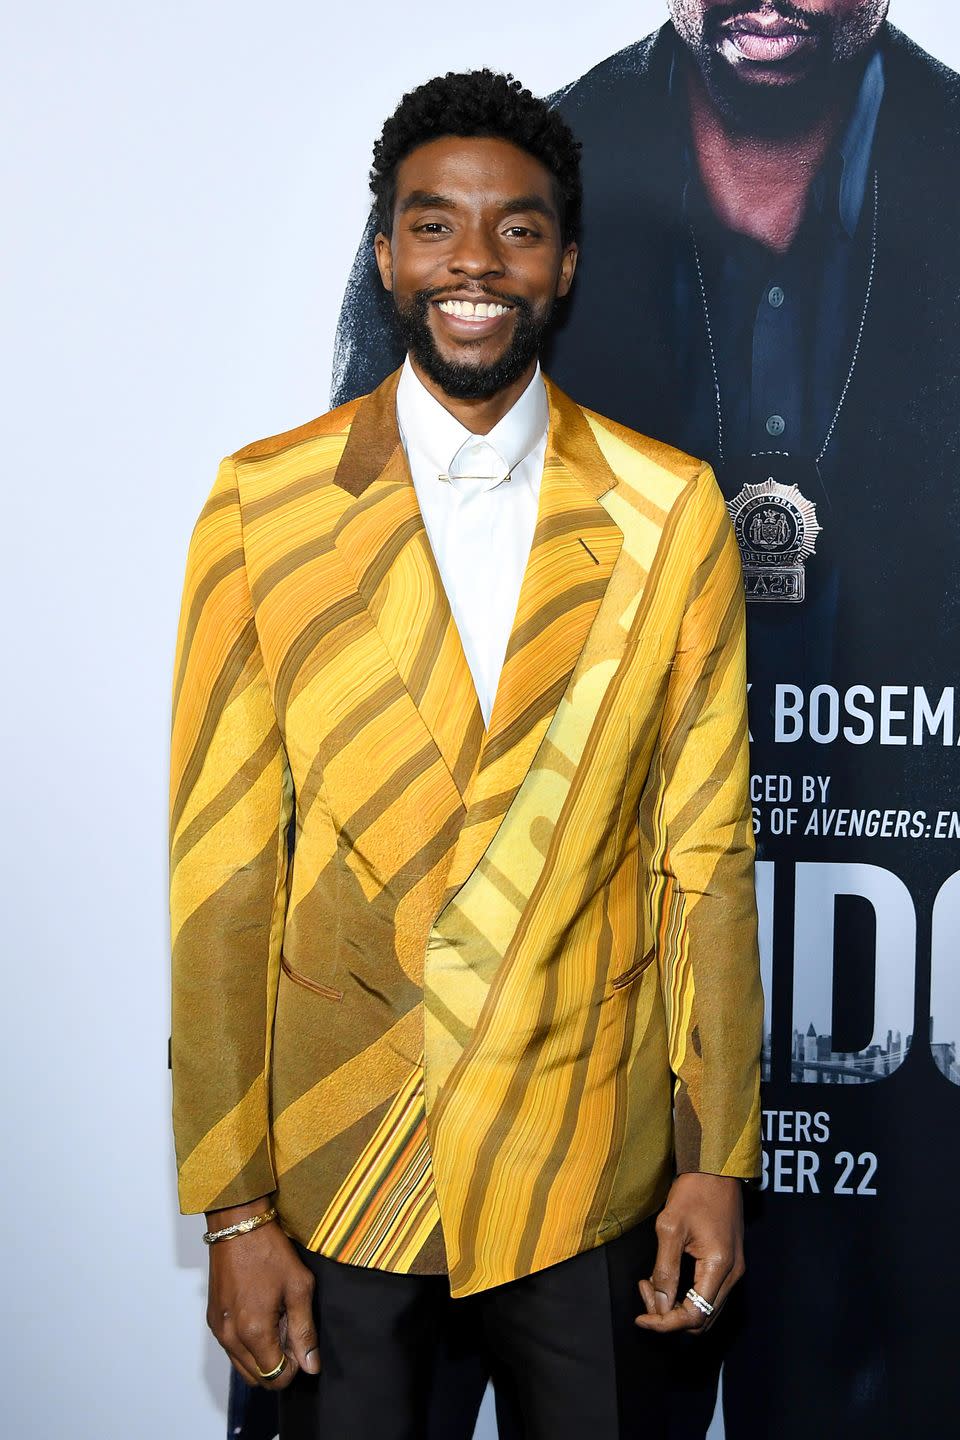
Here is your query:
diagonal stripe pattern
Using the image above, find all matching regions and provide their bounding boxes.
[170,373,762,1294]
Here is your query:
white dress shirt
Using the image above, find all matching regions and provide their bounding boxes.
[396,357,549,727]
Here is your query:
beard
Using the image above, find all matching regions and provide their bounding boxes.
[392,285,552,401]
[671,1,888,136]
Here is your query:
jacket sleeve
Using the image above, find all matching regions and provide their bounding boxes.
[169,457,293,1214]
[644,465,762,1179]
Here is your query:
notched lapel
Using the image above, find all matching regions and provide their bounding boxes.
[331,369,403,499]
[332,374,485,803]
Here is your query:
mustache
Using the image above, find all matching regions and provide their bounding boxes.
[415,284,532,313]
[705,2,828,36]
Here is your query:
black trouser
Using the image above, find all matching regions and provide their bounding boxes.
[279,1215,717,1440]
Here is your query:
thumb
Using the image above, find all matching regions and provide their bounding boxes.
[284,1275,320,1375]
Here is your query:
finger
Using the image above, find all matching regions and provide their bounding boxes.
[227,1346,260,1388]
[635,1307,702,1333]
[637,1277,658,1316]
[258,1346,300,1391]
[283,1270,320,1375]
[650,1212,686,1314]
[236,1334,295,1388]
[698,1255,745,1333]
[635,1294,709,1335]
[671,1256,730,1336]
[235,1311,299,1389]
[687,1254,730,1312]
[208,1310,261,1388]
[217,1327,269,1388]
[691,1253,728,1301]
[636,1257,726,1335]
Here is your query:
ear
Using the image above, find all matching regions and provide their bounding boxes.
[374,231,394,293]
[556,242,579,299]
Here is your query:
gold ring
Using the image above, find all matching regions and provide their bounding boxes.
[257,1354,287,1381]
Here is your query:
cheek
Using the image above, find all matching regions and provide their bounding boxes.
[515,251,566,295]
[397,252,451,291]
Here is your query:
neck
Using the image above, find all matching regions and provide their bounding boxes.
[408,355,538,434]
[685,64,845,253]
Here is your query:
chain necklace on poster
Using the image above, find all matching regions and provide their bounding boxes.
[690,170,878,603]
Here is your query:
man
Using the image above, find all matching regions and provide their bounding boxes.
[334,10,960,1440]
[170,70,762,1439]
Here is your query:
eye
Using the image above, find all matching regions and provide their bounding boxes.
[503,225,541,239]
[414,221,450,234]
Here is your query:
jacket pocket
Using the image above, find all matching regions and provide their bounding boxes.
[610,946,656,991]
[280,952,343,1003]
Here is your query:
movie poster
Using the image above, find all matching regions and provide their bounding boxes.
[238,7,959,1437]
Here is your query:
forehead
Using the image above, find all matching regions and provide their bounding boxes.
[395,135,557,207]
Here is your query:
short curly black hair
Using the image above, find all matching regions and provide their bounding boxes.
[371,69,582,245]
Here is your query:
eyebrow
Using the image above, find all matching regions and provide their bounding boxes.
[399,191,454,214]
[500,194,557,222]
[398,190,558,222]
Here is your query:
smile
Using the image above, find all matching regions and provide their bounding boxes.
[436,299,513,320]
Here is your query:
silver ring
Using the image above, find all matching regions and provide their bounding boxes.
[686,1287,715,1317]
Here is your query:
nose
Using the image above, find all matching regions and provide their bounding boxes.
[447,222,505,280]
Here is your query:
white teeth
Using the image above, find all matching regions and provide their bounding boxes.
[437,300,509,318]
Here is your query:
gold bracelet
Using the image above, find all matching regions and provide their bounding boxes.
[203,1207,278,1245]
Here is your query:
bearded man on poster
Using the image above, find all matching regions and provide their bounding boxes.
[170,70,762,1440]
[338,0,958,685]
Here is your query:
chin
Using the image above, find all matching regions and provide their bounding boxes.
[730,67,811,89]
[706,56,842,133]
[437,343,508,370]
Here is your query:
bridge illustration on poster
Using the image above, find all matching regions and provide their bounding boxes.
[788,1022,908,1083]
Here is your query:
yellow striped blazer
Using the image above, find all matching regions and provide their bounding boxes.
[170,370,762,1297]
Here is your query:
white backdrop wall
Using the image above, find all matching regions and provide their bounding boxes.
[2,4,955,1437]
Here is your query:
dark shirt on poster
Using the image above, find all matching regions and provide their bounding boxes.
[669,47,885,706]
[672,48,885,464]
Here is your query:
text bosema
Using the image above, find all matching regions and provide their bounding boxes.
[762,684,956,745]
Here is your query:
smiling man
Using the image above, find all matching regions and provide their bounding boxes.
[170,70,763,1440]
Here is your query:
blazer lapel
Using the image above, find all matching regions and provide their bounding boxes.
[444,379,624,893]
[332,372,485,803]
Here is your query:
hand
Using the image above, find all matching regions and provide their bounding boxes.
[205,1200,320,1388]
[635,1173,744,1335]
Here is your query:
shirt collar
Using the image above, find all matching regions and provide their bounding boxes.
[835,48,885,238]
[671,40,885,240]
[396,355,548,485]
